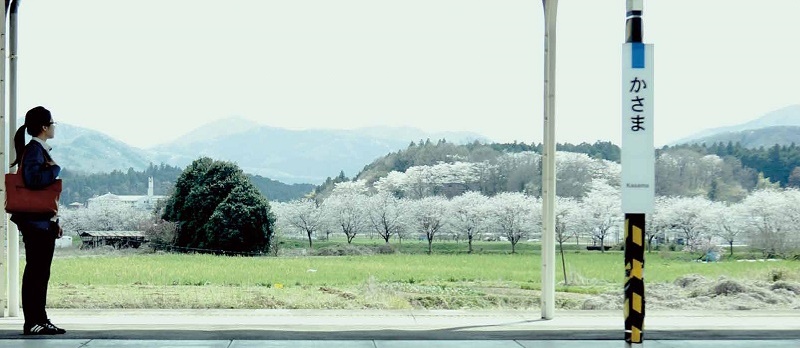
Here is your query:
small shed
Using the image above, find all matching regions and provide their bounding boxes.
[79,231,147,249]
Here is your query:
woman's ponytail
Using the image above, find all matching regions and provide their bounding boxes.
[9,125,27,168]
[12,106,53,168]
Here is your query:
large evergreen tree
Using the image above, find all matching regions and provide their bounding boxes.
[162,157,275,254]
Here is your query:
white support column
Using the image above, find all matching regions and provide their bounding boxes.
[540,0,558,320]
[0,0,9,318]
[7,0,20,317]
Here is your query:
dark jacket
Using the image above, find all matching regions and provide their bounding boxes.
[10,139,62,231]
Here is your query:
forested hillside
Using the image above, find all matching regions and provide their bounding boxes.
[312,139,795,203]
[665,142,800,188]
[60,164,183,205]
[59,138,800,206]
[60,163,314,205]
[313,140,620,199]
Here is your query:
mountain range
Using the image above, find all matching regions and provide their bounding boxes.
[41,104,800,186]
[47,117,489,185]
[673,104,800,148]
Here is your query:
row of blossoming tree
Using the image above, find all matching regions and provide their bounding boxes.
[273,151,799,257]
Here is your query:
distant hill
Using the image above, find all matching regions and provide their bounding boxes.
[150,118,489,184]
[673,104,800,147]
[680,126,800,149]
[158,116,262,147]
[47,123,154,173]
[43,117,490,185]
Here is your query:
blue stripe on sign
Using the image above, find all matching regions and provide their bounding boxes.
[632,43,645,69]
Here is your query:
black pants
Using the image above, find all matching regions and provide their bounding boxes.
[21,225,56,324]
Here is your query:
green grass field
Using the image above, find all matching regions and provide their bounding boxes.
[39,240,799,310]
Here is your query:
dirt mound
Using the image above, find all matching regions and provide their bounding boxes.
[711,279,748,296]
[581,277,800,311]
[674,274,708,289]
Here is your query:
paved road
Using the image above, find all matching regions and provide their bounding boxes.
[1,309,798,347]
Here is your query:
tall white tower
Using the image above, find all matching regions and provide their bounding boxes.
[148,177,154,197]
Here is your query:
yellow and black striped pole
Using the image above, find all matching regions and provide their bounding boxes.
[621,1,651,344]
[624,213,645,343]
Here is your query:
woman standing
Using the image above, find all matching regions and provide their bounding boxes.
[9,106,66,335]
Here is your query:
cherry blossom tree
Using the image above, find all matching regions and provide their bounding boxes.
[428,162,482,197]
[580,180,621,252]
[595,159,622,188]
[782,189,800,254]
[403,165,432,199]
[409,195,449,254]
[448,191,489,253]
[644,196,672,252]
[659,196,713,253]
[655,150,737,199]
[269,201,293,238]
[60,204,153,234]
[376,162,484,199]
[555,197,583,284]
[331,180,370,196]
[488,192,536,254]
[705,201,748,256]
[556,152,600,199]
[373,170,406,197]
[321,181,369,243]
[365,192,405,244]
[493,151,540,194]
[740,189,800,257]
[393,198,414,244]
[274,199,326,248]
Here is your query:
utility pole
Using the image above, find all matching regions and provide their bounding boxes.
[7,0,20,317]
[540,0,558,321]
[0,0,10,318]
[621,0,653,345]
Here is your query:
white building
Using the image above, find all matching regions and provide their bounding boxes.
[87,177,167,211]
[55,236,73,248]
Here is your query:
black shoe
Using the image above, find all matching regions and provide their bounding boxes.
[23,322,60,335]
[45,320,66,334]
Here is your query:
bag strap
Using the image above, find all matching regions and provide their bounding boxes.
[17,141,54,177]
[16,149,26,176]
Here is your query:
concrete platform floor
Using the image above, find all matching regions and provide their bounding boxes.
[2,339,800,348]
[1,309,798,347]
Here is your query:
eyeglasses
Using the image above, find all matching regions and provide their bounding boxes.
[47,122,57,126]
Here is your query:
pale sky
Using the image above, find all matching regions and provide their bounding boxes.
[16,0,800,149]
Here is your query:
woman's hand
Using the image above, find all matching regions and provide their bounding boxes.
[50,221,63,238]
